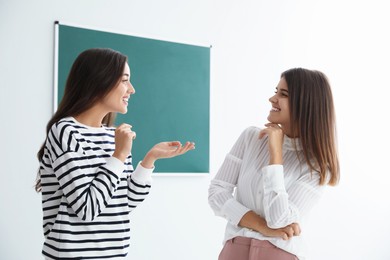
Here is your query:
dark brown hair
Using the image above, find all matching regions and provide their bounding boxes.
[35,48,128,192]
[282,68,339,186]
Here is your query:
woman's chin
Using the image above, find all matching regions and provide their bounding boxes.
[117,108,128,114]
[267,115,276,123]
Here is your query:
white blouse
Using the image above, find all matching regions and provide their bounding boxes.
[208,126,326,259]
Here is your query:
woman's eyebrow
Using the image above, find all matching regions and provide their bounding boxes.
[276,87,289,93]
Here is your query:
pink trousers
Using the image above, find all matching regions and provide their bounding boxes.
[218,237,298,260]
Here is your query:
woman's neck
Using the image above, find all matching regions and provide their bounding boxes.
[73,106,106,128]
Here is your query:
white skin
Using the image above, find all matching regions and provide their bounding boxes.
[238,77,301,240]
[75,63,195,169]
[260,76,292,164]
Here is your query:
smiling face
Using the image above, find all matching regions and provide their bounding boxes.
[101,63,135,114]
[267,77,291,135]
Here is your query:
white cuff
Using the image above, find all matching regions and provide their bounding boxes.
[131,161,153,183]
[221,198,251,226]
[106,157,126,177]
[262,164,286,192]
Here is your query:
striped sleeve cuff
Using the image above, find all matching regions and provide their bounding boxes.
[131,161,153,183]
[221,198,251,226]
[105,157,126,179]
[262,164,286,192]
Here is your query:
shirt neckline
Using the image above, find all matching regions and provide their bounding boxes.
[68,116,105,130]
[283,135,302,151]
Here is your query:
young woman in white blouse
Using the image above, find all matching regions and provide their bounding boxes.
[208,68,339,260]
[36,48,195,259]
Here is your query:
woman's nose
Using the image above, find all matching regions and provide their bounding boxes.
[128,82,135,94]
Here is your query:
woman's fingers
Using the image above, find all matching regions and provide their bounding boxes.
[281,223,301,240]
[173,141,195,155]
[285,226,294,238]
[116,124,136,140]
[290,223,301,236]
[259,129,268,139]
[259,123,283,139]
[130,131,136,140]
[272,223,301,241]
[148,141,195,160]
[113,124,136,162]
[169,141,182,147]
[264,123,281,128]
[117,123,132,130]
[182,141,195,153]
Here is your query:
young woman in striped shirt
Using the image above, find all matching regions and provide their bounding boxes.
[36,48,195,259]
[208,68,340,260]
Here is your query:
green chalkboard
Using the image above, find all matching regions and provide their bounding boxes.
[56,23,210,173]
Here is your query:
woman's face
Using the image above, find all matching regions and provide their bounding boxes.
[101,63,135,114]
[267,77,291,133]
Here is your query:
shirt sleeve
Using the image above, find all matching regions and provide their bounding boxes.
[262,164,325,228]
[127,161,153,209]
[48,123,126,222]
[208,127,255,226]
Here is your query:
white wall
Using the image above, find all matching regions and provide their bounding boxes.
[1,0,389,259]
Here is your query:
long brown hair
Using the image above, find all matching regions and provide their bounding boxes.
[282,68,340,186]
[35,48,128,192]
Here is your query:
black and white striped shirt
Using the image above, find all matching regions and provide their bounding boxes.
[39,117,152,259]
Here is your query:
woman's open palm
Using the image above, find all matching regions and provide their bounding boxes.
[149,141,195,160]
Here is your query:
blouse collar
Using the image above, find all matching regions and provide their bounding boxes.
[283,135,302,151]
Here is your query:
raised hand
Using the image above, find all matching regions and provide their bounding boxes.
[149,141,195,159]
[259,123,284,164]
[112,124,136,162]
[141,141,195,169]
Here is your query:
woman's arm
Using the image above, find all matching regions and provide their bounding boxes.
[239,210,300,240]
[140,141,195,169]
[126,141,195,209]
[209,127,296,240]
[259,124,325,228]
[208,128,249,225]
[48,122,127,222]
[262,165,324,228]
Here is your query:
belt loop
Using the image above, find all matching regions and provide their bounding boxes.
[231,236,252,246]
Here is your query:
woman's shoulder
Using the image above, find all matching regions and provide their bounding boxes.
[53,117,84,130]
[44,118,83,156]
[53,117,114,133]
[241,126,262,139]
[50,117,98,140]
[244,126,261,134]
[236,126,265,146]
[47,117,73,135]
[47,117,115,153]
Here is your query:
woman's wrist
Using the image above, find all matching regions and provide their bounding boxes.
[112,151,127,163]
[239,211,268,233]
[269,157,283,165]
[269,151,283,165]
[140,152,156,169]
